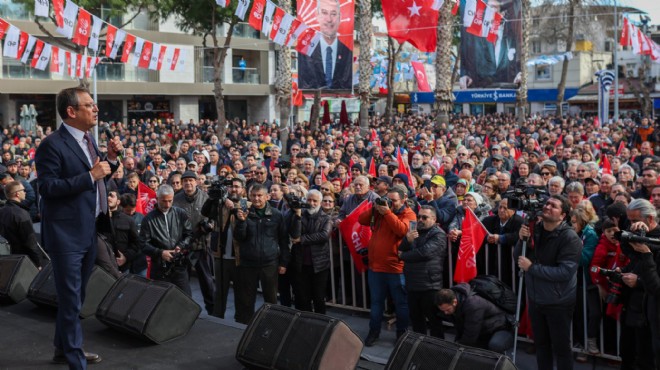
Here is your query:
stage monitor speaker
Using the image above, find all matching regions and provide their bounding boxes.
[236,304,363,370]
[0,255,38,304]
[385,331,517,370]
[27,263,117,318]
[95,274,201,344]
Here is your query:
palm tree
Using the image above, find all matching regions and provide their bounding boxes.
[435,0,455,126]
[275,0,293,153]
[357,0,373,136]
[516,0,531,121]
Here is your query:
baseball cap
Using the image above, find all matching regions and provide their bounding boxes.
[430,175,446,187]
[376,176,393,186]
[456,179,469,187]
[181,171,198,180]
[492,154,504,161]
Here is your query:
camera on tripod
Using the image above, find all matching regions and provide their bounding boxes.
[283,193,310,210]
[504,179,547,213]
[204,176,233,201]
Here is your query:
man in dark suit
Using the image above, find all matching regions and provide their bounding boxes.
[36,86,122,369]
[459,0,522,89]
[298,0,352,90]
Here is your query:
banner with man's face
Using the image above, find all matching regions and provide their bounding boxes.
[459,0,522,89]
[297,0,354,90]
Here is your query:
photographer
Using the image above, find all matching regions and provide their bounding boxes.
[173,171,215,314]
[515,195,582,370]
[623,199,660,367]
[358,185,417,346]
[290,189,332,314]
[139,185,193,295]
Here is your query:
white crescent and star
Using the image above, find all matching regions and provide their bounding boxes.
[408,1,422,17]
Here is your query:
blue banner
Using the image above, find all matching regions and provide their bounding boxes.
[411,88,580,104]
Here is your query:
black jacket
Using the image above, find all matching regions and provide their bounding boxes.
[481,214,524,288]
[107,210,141,272]
[450,283,510,347]
[398,224,446,291]
[0,200,42,267]
[173,189,211,251]
[139,206,193,259]
[626,226,660,333]
[292,209,332,273]
[514,221,582,306]
[234,204,290,268]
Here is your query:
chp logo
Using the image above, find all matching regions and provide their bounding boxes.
[253,2,264,20]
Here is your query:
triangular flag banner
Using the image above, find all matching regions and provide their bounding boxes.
[454,207,488,283]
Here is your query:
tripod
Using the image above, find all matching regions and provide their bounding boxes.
[512,214,537,364]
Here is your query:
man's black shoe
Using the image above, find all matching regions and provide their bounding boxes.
[52,349,102,364]
[364,331,380,347]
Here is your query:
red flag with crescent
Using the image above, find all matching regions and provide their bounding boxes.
[411,61,431,92]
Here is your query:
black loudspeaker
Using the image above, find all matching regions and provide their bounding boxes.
[95,274,201,344]
[236,304,363,370]
[385,332,518,370]
[0,255,38,304]
[27,263,117,318]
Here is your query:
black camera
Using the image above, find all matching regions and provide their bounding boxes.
[504,179,547,213]
[198,219,214,234]
[591,266,623,284]
[283,193,311,210]
[274,161,291,169]
[615,230,660,249]
[591,266,624,304]
[162,250,189,278]
[204,176,233,201]
[374,196,392,208]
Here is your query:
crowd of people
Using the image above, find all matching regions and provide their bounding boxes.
[2,105,660,369]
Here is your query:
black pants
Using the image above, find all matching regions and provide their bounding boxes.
[407,290,444,339]
[191,248,216,314]
[212,257,237,319]
[278,266,296,307]
[620,322,655,370]
[528,300,574,370]
[234,264,278,324]
[153,265,192,297]
[295,265,329,314]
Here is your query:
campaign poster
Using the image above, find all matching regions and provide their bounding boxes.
[297,0,354,90]
[459,0,522,89]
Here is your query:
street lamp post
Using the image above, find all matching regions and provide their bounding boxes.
[613,0,619,120]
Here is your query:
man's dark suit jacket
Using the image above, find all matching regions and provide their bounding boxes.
[480,213,524,289]
[298,40,353,90]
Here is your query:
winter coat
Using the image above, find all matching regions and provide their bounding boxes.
[451,283,511,347]
[234,204,290,268]
[398,224,447,291]
[292,209,332,273]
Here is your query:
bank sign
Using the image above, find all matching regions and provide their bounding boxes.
[453,90,518,103]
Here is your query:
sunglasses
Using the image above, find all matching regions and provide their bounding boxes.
[322,200,334,203]
[541,172,551,176]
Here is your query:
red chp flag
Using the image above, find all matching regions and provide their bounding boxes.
[620,17,630,46]
[72,9,91,46]
[121,34,136,63]
[139,41,153,69]
[136,181,157,215]
[411,61,431,92]
[454,207,488,283]
[465,0,487,36]
[269,7,285,41]
[249,0,267,31]
[383,0,438,52]
[0,18,9,40]
[486,11,502,44]
[53,0,64,28]
[338,201,372,273]
[396,147,415,187]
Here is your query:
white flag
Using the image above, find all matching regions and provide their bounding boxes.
[631,26,641,54]
[431,0,444,11]
[56,0,79,39]
[70,53,77,79]
[163,47,175,69]
[78,54,86,78]
[20,35,37,64]
[463,0,477,31]
[34,0,49,17]
[176,49,188,71]
[273,13,294,46]
[215,0,228,7]
[87,56,99,77]
[3,25,20,58]
[235,0,250,20]
[88,15,103,53]
[480,6,496,38]
[132,37,145,66]
[109,29,126,59]
[54,48,66,76]
[287,23,307,47]
[262,1,276,37]
[148,43,160,70]
[35,44,52,70]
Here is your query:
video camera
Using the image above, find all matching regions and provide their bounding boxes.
[283,193,310,210]
[204,176,233,201]
[504,179,547,214]
[615,230,660,250]
[274,161,291,169]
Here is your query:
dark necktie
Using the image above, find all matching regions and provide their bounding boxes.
[84,133,108,214]
[325,46,333,88]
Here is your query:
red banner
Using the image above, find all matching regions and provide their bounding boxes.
[249,0,267,31]
[53,0,64,28]
[121,34,136,63]
[0,19,8,40]
[454,207,488,283]
[30,40,45,68]
[139,41,153,69]
[16,31,29,59]
[105,25,117,58]
[338,201,372,273]
[72,9,91,46]
[136,181,157,215]
[269,7,285,41]
[411,61,431,92]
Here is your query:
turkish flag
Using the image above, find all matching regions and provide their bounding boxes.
[338,201,372,273]
[454,207,488,283]
[382,0,438,52]
[72,9,91,46]
[136,182,157,215]
[620,17,630,46]
[368,157,377,177]
[411,61,431,92]
[249,0,267,31]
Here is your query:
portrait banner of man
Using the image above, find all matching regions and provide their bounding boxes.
[459,0,522,89]
[297,0,354,90]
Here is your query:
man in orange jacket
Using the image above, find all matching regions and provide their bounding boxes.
[358,185,417,346]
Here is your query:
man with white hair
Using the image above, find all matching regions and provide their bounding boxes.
[589,174,616,219]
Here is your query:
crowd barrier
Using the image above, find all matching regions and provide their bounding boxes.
[322,229,622,362]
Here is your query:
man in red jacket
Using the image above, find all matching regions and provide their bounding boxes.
[358,185,417,346]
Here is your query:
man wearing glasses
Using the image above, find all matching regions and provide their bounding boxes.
[0,180,43,268]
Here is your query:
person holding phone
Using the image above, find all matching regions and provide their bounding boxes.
[398,205,447,338]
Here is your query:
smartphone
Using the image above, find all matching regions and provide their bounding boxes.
[240,198,248,212]
[409,221,417,231]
